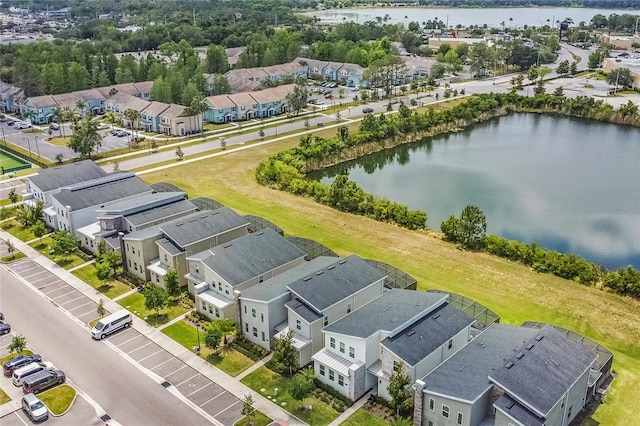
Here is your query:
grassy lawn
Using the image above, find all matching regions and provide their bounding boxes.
[0,195,21,206]
[29,236,88,269]
[234,410,271,426]
[241,366,339,426]
[1,251,26,262]
[39,384,76,415]
[342,408,389,426]
[72,264,131,298]
[117,292,187,327]
[0,350,35,365]
[141,120,640,425]
[0,388,10,404]
[1,219,36,241]
[45,135,71,147]
[161,320,254,376]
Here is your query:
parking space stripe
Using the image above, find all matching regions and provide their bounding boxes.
[200,391,228,407]
[212,399,241,416]
[175,373,200,387]
[12,411,29,426]
[69,301,95,311]
[61,294,87,305]
[138,349,164,362]
[186,381,213,398]
[49,288,77,298]
[150,357,175,371]
[125,341,153,354]
[116,333,143,346]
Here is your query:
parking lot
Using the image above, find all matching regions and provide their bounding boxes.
[3,258,244,425]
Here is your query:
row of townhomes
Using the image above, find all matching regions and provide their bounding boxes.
[204,84,294,123]
[23,161,614,426]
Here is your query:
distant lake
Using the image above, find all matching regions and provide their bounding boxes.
[303,7,639,28]
[308,114,640,270]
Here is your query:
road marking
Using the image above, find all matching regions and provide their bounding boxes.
[200,391,227,407]
[49,288,77,298]
[61,294,87,305]
[13,411,29,426]
[137,348,164,362]
[150,357,175,371]
[125,340,153,354]
[175,372,200,387]
[212,399,240,416]
[186,381,213,397]
[115,333,143,346]
[69,300,95,311]
[164,364,188,378]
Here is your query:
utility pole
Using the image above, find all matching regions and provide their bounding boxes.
[193,8,196,26]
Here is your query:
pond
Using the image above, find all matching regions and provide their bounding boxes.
[309,113,640,270]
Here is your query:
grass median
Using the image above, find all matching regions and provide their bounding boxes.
[39,384,76,415]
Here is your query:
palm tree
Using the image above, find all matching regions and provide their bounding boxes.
[124,108,141,141]
[104,111,120,129]
[212,319,235,346]
[52,106,65,138]
[190,96,209,134]
[23,109,37,126]
[75,100,87,118]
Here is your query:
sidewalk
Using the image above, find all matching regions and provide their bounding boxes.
[0,229,306,426]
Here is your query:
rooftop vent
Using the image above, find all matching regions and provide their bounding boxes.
[406,330,415,336]
[506,401,515,409]
[293,302,302,308]
[505,361,514,369]
[432,314,440,319]
[176,223,183,227]
[535,335,544,341]
[526,343,534,350]
[188,219,196,222]
[200,215,209,219]
[338,260,346,264]
[256,231,264,236]
[516,352,525,359]
[315,271,324,276]
[327,265,335,270]
[303,276,312,281]
[223,243,232,248]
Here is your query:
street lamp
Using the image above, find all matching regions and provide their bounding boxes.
[34,135,40,157]
[22,137,33,164]
[196,322,201,352]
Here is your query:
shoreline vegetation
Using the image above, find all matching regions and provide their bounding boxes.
[311,1,639,9]
[256,93,640,298]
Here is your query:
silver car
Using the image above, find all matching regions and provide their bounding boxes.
[22,393,49,422]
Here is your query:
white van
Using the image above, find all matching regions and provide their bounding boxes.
[12,362,54,386]
[92,310,132,340]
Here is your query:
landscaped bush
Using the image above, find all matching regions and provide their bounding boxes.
[313,379,354,407]
[119,270,145,289]
[231,335,269,361]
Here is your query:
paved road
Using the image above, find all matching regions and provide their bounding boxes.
[0,264,219,426]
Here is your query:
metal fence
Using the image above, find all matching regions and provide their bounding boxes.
[190,197,225,211]
[427,290,501,330]
[287,237,338,260]
[245,215,284,236]
[365,259,418,291]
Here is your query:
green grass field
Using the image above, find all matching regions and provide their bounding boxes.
[140,123,640,425]
[72,264,132,298]
[29,237,88,269]
[342,408,390,426]
[117,292,187,327]
[39,385,76,415]
[0,150,28,170]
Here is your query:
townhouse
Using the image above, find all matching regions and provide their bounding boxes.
[48,172,153,235]
[0,82,22,113]
[204,84,294,123]
[187,228,306,321]
[296,57,365,87]
[159,103,201,136]
[140,101,171,133]
[238,256,338,351]
[401,56,439,80]
[224,62,307,92]
[123,208,249,287]
[414,323,600,426]
[314,290,473,401]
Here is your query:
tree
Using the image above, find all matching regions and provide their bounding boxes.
[68,116,103,159]
[290,368,315,401]
[143,283,169,315]
[123,108,141,141]
[258,126,265,140]
[556,59,570,75]
[271,330,298,376]
[51,231,79,260]
[205,44,230,74]
[388,362,412,416]
[588,51,603,70]
[31,221,47,243]
[98,250,121,275]
[4,239,16,257]
[7,188,18,204]
[96,261,115,284]
[75,100,87,118]
[212,319,236,346]
[16,200,44,227]
[458,205,487,250]
[606,68,635,90]
[164,268,180,295]
[569,61,578,75]
[204,328,222,353]
[7,334,27,355]
[241,394,256,426]
[285,83,309,116]
[175,147,184,160]
[96,298,106,318]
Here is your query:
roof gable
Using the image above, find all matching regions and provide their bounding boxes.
[28,160,107,193]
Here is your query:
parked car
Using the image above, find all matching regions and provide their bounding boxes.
[0,312,4,320]
[97,124,110,130]
[115,130,130,137]
[22,393,49,422]
[0,321,10,335]
[15,122,32,130]
[320,81,328,87]
[7,121,14,126]
[3,354,43,376]
[329,82,338,88]
[325,93,333,99]
[316,100,325,105]
[13,361,55,386]
[351,86,360,91]
[49,123,60,130]
[363,107,374,114]
[23,369,65,394]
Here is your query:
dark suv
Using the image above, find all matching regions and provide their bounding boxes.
[3,354,42,376]
[23,369,66,394]
[363,107,374,114]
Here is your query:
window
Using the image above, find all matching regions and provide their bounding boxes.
[252,308,256,318]
[319,365,325,376]
[244,306,247,314]
[349,347,355,358]
[457,412,463,425]
[330,337,335,348]
[218,282,222,291]
[202,301,206,310]
[567,407,572,419]
[296,319,301,330]
[323,316,328,327]
[245,323,249,332]
[442,405,450,419]
[215,308,220,318]
[428,421,433,426]
[429,398,435,411]
[262,331,266,341]
[225,287,229,295]
[195,265,199,274]
[448,339,453,350]
[339,342,345,353]
[338,375,344,386]
[347,303,352,314]
[261,313,264,323]
[329,370,334,381]
[259,275,264,283]
[253,327,258,337]
[393,361,401,372]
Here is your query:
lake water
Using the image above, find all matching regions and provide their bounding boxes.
[309,114,640,270]
[304,7,639,28]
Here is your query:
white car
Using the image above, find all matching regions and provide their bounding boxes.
[12,361,54,386]
[15,122,32,130]
[97,124,110,130]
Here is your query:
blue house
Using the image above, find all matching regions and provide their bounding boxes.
[21,95,59,124]
[205,84,293,123]
[140,102,171,133]
[0,82,22,113]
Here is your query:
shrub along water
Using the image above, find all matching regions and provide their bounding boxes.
[256,92,640,298]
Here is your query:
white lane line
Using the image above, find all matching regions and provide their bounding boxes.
[138,349,164,363]
[125,341,153,354]
[115,333,143,346]
[49,288,77,298]
[69,300,95,311]
[13,411,29,426]
[212,399,241,416]
[164,364,188,378]
[200,391,228,407]
[61,294,87,305]
[186,381,213,398]
[175,372,200,387]
[150,357,176,371]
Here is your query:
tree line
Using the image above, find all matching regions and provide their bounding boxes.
[256,92,640,298]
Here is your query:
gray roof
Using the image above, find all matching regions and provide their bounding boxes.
[287,255,385,312]
[96,192,186,216]
[494,395,544,426]
[157,238,182,255]
[122,226,162,241]
[324,289,447,338]
[422,324,539,402]
[202,228,306,287]
[488,325,597,416]
[240,257,338,302]
[381,303,474,366]
[28,160,107,193]
[286,299,323,323]
[125,199,196,227]
[158,207,249,249]
[52,173,151,211]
